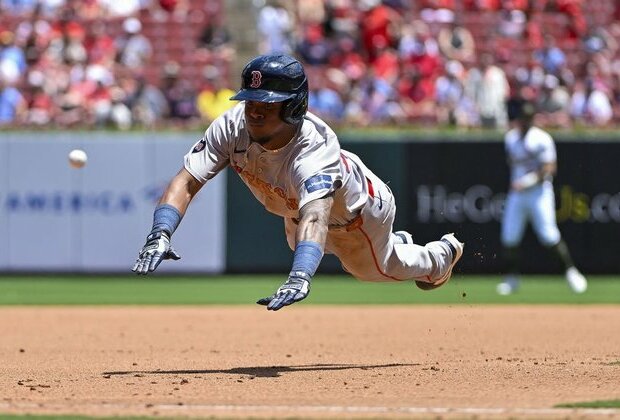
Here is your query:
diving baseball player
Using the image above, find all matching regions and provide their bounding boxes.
[132,54,464,310]
[497,101,587,295]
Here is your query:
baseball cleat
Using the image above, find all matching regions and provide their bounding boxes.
[565,267,587,294]
[416,233,464,290]
[496,276,520,295]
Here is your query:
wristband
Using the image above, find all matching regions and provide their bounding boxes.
[151,204,182,236]
[291,241,323,276]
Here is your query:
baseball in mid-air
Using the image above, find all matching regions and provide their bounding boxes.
[68,149,88,169]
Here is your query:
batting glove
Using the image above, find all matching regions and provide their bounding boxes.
[132,230,181,275]
[257,271,311,311]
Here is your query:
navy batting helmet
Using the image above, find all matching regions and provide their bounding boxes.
[230,54,308,124]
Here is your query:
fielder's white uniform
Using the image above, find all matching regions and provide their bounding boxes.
[184,103,453,282]
[502,126,561,247]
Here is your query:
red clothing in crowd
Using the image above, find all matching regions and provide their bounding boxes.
[420,0,456,9]
[398,72,435,103]
[361,4,397,61]
[463,0,501,10]
[553,0,586,38]
[371,48,400,81]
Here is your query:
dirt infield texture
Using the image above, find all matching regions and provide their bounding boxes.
[1,306,619,419]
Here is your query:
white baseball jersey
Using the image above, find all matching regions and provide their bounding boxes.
[504,126,556,185]
[184,102,454,283]
[502,126,561,246]
[185,103,367,225]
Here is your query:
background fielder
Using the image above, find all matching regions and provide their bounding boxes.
[132,54,464,310]
[497,101,587,295]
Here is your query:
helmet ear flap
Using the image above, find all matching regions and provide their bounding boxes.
[281,88,308,124]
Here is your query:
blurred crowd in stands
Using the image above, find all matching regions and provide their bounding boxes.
[273,0,620,129]
[1,0,620,130]
[0,0,232,129]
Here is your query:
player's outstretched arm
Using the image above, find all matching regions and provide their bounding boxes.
[257,195,333,310]
[132,168,203,274]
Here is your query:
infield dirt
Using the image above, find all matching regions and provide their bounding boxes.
[1,306,619,419]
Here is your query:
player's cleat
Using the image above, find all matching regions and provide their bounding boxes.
[415,233,464,290]
[566,267,587,294]
[496,275,520,295]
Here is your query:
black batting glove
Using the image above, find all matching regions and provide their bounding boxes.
[257,271,311,311]
[132,230,181,275]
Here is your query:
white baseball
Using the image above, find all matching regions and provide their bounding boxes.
[68,149,88,169]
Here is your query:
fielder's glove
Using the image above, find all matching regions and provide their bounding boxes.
[257,271,311,311]
[132,230,181,275]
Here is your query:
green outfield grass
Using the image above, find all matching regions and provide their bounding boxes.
[0,275,618,305]
[555,399,620,408]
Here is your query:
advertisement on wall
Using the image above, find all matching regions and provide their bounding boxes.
[0,133,226,273]
[404,141,620,274]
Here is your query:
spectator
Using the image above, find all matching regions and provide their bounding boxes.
[196,65,236,123]
[15,6,53,67]
[464,0,501,10]
[23,81,56,126]
[582,24,617,56]
[536,74,571,127]
[420,0,455,24]
[297,0,325,25]
[84,21,116,65]
[121,75,169,128]
[369,41,400,82]
[196,18,234,64]
[322,0,359,39]
[161,61,197,121]
[108,86,132,130]
[359,0,400,62]
[497,3,527,39]
[434,59,478,127]
[46,19,87,65]
[352,70,406,124]
[476,53,510,128]
[533,34,566,75]
[544,0,586,40]
[398,65,436,122]
[569,78,613,126]
[308,70,345,122]
[0,30,27,81]
[157,0,190,18]
[437,19,475,63]
[115,17,152,70]
[329,35,366,82]
[297,25,332,66]
[0,0,38,15]
[0,68,27,125]
[398,21,440,80]
[98,0,141,18]
[256,0,294,55]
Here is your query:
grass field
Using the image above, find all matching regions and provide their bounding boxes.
[0,274,618,305]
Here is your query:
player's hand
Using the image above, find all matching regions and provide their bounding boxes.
[132,231,181,275]
[257,271,311,311]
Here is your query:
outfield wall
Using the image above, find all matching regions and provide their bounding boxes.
[0,133,226,273]
[1,133,619,274]
[227,136,620,275]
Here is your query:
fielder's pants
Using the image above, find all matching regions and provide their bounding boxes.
[501,183,561,247]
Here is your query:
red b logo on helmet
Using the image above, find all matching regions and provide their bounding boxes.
[250,71,262,88]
